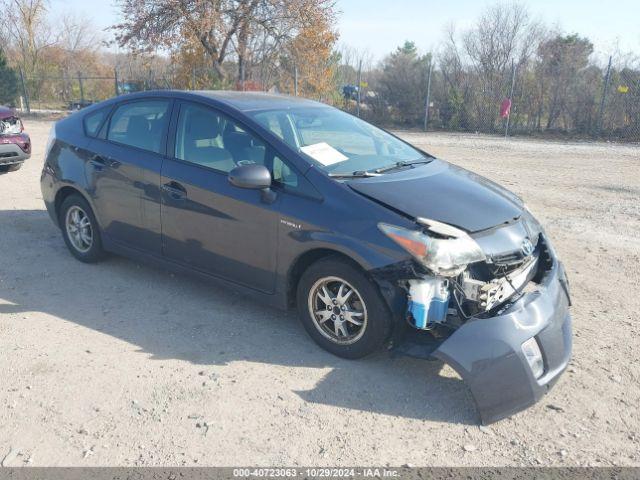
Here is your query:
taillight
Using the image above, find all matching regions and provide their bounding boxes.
[16,137,30,153]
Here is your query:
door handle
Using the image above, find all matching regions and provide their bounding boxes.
[90,155,120,170]
[162,181,187,200]
[89,155,107,171]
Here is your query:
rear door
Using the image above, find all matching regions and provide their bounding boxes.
[87,99,172,254]
[160,101,280,293]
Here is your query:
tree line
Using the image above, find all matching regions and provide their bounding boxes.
[0,0,339,107]
[0,0,638,139]
[355,3,639,139]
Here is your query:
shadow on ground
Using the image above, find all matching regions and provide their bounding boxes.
[0,209,478,425]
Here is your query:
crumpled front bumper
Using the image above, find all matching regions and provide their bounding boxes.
[432,259,572,424]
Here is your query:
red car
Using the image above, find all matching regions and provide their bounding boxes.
[0,106,31,174]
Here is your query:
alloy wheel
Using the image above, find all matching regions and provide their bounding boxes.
[65,206,93,253]
[308,276,368,345]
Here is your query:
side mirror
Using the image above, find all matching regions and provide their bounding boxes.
[228,164,272,190]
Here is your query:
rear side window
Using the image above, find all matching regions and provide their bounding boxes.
[83,108,109,137]
[107,100,170,154]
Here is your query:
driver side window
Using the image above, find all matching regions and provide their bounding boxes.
[174,103,317,198]
[175,103,267,173]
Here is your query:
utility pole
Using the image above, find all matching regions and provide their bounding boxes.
[78,72,85,104]
[240,60,246,91]
[192,66,196,90]
[19,67,30,114]
[114,68,119,96]
[424,58,433,131]
[597,55,613,137]
[294,64,298,96]
[356,59,362,117]
[504,60,517,139]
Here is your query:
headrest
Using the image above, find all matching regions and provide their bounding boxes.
[224,131,254,150]
[127,115,150,137]
[186,109,222,140]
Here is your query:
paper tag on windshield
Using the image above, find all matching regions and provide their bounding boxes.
[300,142,348,166]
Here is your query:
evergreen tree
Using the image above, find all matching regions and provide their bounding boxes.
[0,48,19,106]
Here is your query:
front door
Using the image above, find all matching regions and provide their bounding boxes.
[160,101,280,293]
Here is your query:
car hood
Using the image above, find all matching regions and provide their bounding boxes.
[347,159,524,232]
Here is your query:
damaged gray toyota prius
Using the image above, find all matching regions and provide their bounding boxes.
[41,91,572,424]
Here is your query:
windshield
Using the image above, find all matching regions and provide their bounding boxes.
[249,107,430,175]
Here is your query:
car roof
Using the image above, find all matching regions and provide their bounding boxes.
[189,91,325,112]
[105,90,327,113]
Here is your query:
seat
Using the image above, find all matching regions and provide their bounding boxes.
[223,130,266,165]
[181,110,235,171]
[127,115,154,151]
[147,114,166,152]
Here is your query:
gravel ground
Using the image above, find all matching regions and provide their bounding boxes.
[0,120,638,467]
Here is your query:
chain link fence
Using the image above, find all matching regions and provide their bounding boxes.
[16,70,166,112]
[14,58,640,143]
[344,56,640,142]
[14,65,293,112]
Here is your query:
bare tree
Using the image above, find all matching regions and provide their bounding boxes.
[456,1,543,130]
[438,23,473,129]
[0,0,56,76]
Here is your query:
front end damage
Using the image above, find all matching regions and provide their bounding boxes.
[0,112,31,172]
[372,216,572,424]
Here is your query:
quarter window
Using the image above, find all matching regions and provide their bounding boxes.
[273,155,298,189]
[83,107,109,137]
[107,100,170,154]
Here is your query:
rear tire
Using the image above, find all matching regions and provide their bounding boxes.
[296,257,392,359]
[59,194,105,263]
[0,163,22,174]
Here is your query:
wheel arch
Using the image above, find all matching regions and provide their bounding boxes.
[286,248,367,308]
[54,186,97,226]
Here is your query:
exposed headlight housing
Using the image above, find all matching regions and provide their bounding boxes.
[521,337,544,379]
[378,219,486,277]
[0,116,23,135]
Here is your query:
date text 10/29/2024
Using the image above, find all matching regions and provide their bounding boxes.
[232,468,400,478]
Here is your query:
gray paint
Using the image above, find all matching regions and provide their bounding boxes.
[40,90,572,424]
[347,160,523,232]
[228,164,272,190]
[433,260,572,424]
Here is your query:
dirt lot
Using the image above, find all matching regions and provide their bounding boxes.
[0,120,638,467]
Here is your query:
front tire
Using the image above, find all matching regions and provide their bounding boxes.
[297,258,392,359]
[59,194,105,263]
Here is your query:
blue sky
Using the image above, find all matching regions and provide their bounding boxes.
[50,0,640,61]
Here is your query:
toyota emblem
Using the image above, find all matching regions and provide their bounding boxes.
[521,238,534,256]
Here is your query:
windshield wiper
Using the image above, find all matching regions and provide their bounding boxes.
[328,170,382,178]
[374,158,433,174]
